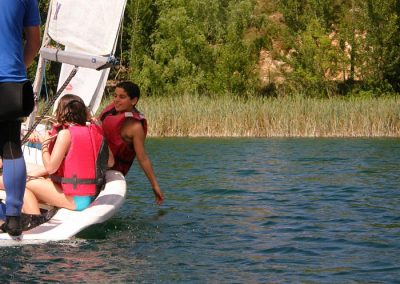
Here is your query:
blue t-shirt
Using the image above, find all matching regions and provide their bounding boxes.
[0,0,40,82]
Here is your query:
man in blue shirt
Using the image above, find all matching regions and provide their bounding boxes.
[0,0,41,237]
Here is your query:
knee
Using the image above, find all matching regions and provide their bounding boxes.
[22,189,40,215]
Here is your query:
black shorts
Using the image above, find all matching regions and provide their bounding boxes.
[0,81,34,120]
[0,120,23,159]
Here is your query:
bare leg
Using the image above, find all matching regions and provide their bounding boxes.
[22,189,41,215]
[22,178,75,214]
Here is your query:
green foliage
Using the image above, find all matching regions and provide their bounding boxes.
[35,0,400,97]
[125,0,158,78]
[276,0,400,96]
[285,18,344,97]
[127,0,260,96]
[362,1,400,90]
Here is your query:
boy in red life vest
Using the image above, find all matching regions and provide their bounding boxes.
[99,81,164,205]
[11,95,115,229]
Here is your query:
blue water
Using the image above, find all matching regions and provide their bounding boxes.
[1,138,399,283]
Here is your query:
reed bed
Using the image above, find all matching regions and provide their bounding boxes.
[130,95,400,137]
[98,95,400,137]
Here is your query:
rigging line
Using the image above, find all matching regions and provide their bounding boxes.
[21,66,79,145]
[114,16,124,80]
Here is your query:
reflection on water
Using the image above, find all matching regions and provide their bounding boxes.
[1,138,399,283]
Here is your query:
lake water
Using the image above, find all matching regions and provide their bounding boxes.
[1,138,399,283]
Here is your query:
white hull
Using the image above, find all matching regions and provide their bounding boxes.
[0,170,126,245]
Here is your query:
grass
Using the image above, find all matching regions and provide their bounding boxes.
[98,94,400,137]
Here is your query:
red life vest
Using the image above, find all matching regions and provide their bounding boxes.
[99,103,147,176]
[49,123,108,196]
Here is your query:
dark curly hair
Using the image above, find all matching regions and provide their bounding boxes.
[116,81,140,100]
[55,94,88,126]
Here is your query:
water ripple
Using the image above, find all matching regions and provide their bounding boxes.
[2,138,400,283]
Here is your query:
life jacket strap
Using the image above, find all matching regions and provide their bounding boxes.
[50,174,102,189]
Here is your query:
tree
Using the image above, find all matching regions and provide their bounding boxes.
[286,18,344,96]
[130,0,259,96]
[362,0,400,92]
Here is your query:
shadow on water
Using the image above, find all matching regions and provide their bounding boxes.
[68,203,170,240]
[76,218,127,240]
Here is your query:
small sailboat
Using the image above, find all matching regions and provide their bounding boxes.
[0,0,128,244]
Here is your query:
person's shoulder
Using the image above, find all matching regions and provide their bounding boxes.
[121,118,144,137]
[122,118,143,130]
[57,128,72,138]
[52,128,72,147]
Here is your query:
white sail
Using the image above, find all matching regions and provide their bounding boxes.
[45,0,127,114]
[48,0,126,56]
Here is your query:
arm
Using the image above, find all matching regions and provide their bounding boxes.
[26,162,47,177]
[41,130,71,174]
[123,121,164,205]
[23,26,41,68]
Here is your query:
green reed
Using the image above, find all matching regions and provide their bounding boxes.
[98,94,400,137]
